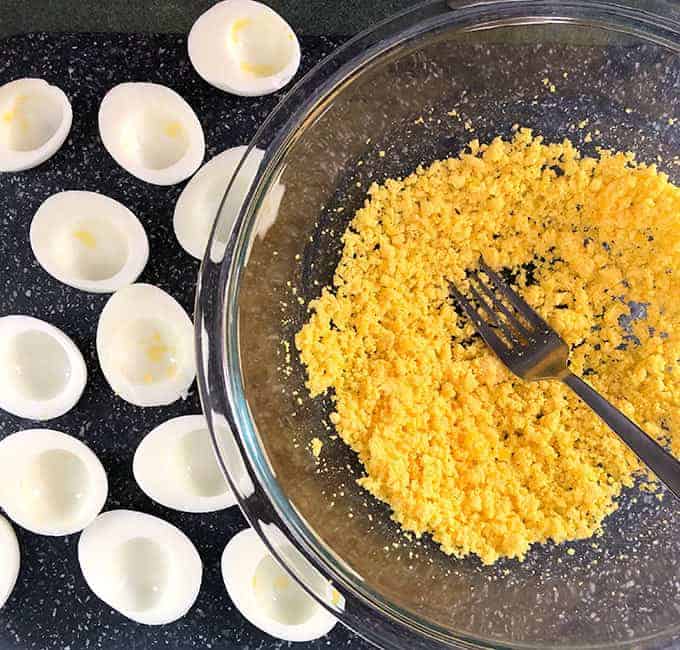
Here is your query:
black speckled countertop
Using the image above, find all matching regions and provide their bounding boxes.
[0,28,371,650]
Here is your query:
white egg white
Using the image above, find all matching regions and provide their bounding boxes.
[133,415,236,513]
[0,429,107,536]
[0,78,72,172]
[78,510,202,625]
[0,515,20,608]
[188,0,300,96]
[96,283,195,407]
[221,527,338,642]
[0,315,87,420]
[98,82,205,185]
[173,146,264,259]
[30,190,149,293]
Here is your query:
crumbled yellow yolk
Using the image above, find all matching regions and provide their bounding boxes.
[310,437,323,459]
[296,129,679,565]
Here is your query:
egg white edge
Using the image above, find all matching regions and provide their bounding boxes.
[187,0,301,97]
[133,414,237,513]
[30,190,149,293]
[98,82,205,186]
[77,509,202,625]
[96,283,196,407]
[0,78,73,173]
[0,428,107,536]
[0,315,87,421]
[173,145,264,259]
[221,527,337,642]
[0,514,20,608]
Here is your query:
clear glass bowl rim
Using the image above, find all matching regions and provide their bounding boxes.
[195,1,680,648]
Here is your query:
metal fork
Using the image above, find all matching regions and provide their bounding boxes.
[449,257,680,500]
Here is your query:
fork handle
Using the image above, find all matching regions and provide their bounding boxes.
[562,372,680,499]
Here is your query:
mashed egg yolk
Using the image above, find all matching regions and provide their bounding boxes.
[296,129,679,565]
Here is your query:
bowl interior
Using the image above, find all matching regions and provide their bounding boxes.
[210,4,680,648]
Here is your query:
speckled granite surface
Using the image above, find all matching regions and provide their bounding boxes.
[0,31,369,650]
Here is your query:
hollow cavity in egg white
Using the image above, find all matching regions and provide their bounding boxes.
[188,0,301,96]
[22,448,90,528]
[7,329,71,400]
[221,527,337,642]
[173,428,225,497]
[60,221,129,281]
[97,284,195,406]
[1,92,61,151]
[0,515,20,608]
[0,316,87,420]
[110,537,170,613]
[0,78,72,172]
[78,510,202,625]
[122,110,190,170]
[99,82,204,185]
[229,14,295,78]
[30,191,149,293]
[252,554,318,626]
[113,318,180,386]
[133,415,236,512]
[0,429,107,536]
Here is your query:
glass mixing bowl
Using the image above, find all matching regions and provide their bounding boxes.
[195,1,680,647]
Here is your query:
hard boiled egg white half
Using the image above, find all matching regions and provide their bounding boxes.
[99,82,205,185]
[78,510,202,625]
[30,191,149,293]
[221,527,338,642]
[96,283,195,407]
[188,0,300,96]
[0,429,107,536]
[174,145,262,259]
[174,145,286,261]
[133,415,236,513]
[0,515,20,608]
[0,315,87,420]
[0,78,72,172]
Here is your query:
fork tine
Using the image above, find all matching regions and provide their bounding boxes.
[449,281,510,356]
[478,257,551,332]
[469,270,533,340]
[466,281,522,347]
